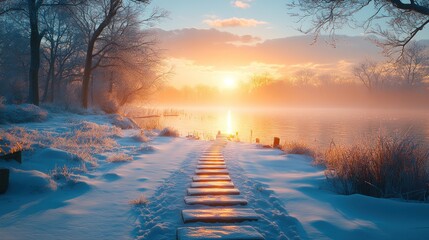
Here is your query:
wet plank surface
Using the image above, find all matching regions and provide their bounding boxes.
[187,188,240,196]
[195,169,229,175]
[184,195,247,206]
[192,176,231,182]
[177,226,264,240]
[191,181,234,188]
[197,165,226,169]
[182,208,259,223]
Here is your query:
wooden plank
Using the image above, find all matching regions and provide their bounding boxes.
[199,159,224,162]
[192,176,231,182]
[191,181,234,188]
[177,226,264,240]
[182,208,259,223]
[197,165,226,169]
[195,169,229,175]
[201,155,223,157]
[184,195,247,206]
[187,188,240,196]
[198,161,226,165]
[176,226,262,240]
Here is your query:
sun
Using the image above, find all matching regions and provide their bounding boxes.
[223,76,236,89]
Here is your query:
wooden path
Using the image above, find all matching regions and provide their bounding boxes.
[177,136,264,240]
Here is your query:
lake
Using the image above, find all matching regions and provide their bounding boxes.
[132,107,429,149]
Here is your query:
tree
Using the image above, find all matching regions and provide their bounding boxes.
[353,61,387,91]
[247,72,274,93]
[395,42,429,89]
[0,0,81,106]
[71,0,164,109]
[294,69,315,87]
[289,0,429,55]
[40,6,81,103]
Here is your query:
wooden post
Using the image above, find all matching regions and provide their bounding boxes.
[273,137,280,148]
[255,138,260,143]
[0,168,9,194]
[0,151,22,164]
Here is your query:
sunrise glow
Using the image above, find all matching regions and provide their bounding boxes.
[223,76,237,89]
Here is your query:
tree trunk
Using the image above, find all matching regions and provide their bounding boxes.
[82,40,95,109]
[28,0,41,106]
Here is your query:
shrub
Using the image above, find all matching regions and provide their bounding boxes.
[0,104,48,123]
[282,141,315,157]
[324,134,429,201]
[159,127,179,137]
[110,114,139,129]
[132,132,149,143]
[129,194,149,206]
[106,153,133,163]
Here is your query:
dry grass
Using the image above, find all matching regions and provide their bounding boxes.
[159,127,179,137]
[106,153,133,163]
[129,194,149,206]
[0,121,122,165]
[281,141,316,157]
[324,134,429,201]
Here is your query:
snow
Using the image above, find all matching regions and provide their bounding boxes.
[1,109,429,239]
[227,142,429,240]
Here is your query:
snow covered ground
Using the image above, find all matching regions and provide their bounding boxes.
[1,111,429,239]
[228,142,429,240]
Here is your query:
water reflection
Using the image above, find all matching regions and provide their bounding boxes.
[226,110,232,134]
[135,107,429,148]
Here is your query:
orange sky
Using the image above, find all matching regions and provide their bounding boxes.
[153,28,388,88]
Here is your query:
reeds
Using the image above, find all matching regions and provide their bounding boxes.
[324,134,429,201]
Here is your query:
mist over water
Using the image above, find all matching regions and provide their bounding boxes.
[133,107,429,149]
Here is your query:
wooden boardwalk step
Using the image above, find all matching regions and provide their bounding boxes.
[177,226,264,240]
[192,176,231,182]
[184,195,247,206]
[198,161,225,165]
[197,165,226,169]
[187,188,240,196]
[191,181,234,188]
[182,208,259,223]
[195,169,229,175]
[199,158,225,161]
[199,159,225,163]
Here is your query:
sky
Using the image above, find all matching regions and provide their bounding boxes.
[147,0,429,88]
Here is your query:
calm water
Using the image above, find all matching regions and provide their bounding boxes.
[133,107,429,148]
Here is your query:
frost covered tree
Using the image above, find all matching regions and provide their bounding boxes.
[70,0,164,109]
[289,0,429,55]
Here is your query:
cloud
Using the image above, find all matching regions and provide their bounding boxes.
[204,17,267,28]
[232,1,251,9]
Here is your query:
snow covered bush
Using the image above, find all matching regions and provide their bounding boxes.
[0,104,48,123]
[100,96,120,114]
[132,132,149,142]
[110,114,139,129]
[324,134,429,201]
[158,127,179,137]
[106,153,133,163]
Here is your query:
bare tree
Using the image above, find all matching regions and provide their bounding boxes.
[353,61,388,91]
[294,69,315,87]
[395,42,429,89]
[248,72,274,93]
[289,1,429,55]
[40,6,82,103]
[71,0,165,109]
[0,0,82,106]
